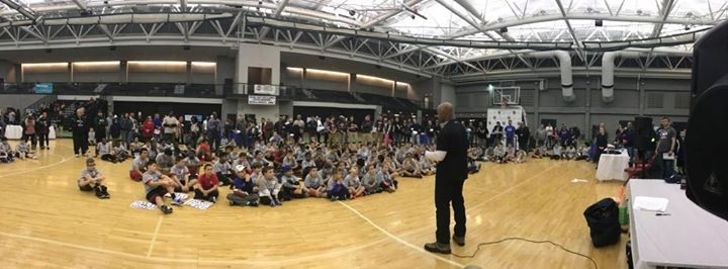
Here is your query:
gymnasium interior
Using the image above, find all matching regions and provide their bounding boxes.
[1,0,727,268]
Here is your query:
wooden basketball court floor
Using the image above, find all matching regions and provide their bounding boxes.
[0,140,628,269]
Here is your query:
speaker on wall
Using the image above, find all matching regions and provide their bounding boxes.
[687,19,728,222]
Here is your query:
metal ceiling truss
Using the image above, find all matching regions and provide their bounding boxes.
[448,51,692,81]
[0,10,698,79]
[0,12,446,77]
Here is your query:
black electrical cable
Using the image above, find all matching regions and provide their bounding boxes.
[451,237,598,269]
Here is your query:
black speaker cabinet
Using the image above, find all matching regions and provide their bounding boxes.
[687,20,728,221]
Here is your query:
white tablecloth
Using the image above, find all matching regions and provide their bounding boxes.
[629,180,728,269]
[596,149,630,181]
[3,125,56,140]
[4,125,22,139]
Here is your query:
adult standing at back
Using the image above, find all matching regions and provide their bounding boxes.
[206,113,221,152]
[23,115,37,149]
[72,107,90,157]
[36,112,50,150]
[95,111,107,146]
[162,112,179,145]
[424,102,468,254]
[120,113,132,147]
[656,117,677,179]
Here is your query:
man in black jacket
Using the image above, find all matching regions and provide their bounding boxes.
[36,112,50,150]
[72,108,90,157]
[424,102,468,254]
[516,122,531,152]
[95,111,107,145]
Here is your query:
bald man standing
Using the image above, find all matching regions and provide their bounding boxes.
[424,102,468,254]
[72,107,90,158]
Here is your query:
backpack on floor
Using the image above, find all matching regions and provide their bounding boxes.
[583,198,621,247]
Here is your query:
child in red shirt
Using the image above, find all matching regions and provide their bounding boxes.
[195,163,220,203]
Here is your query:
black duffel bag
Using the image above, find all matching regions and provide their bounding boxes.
[583,198,621,247]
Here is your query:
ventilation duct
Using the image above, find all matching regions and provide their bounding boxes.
[527,51,575,102]
[601,51,642,103]
[601,49,691,103]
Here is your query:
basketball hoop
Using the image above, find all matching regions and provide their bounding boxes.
[491,86,520,107]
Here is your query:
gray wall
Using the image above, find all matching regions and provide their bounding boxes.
[221,99,238,118]
[239,102,280,121]
[280,53,430,101]
[0,94,48,112]
[455,75,690,137]
[0,46,229,84]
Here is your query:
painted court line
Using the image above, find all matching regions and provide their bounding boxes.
[337,201,466,269]
[146,216,164,257]
[3,145,72,177]
[0,229,388,265]
[338,162,562,255]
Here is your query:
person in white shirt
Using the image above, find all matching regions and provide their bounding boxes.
[97,139,116,163]
[162,112,179,144]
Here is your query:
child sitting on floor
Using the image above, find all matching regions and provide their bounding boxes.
[97,139,116,163]
[304,166,327,198]
[514,150,528,164]
[129,148,150,181]
[327,169,349,201]
[418,154,435,176]
[379,167,397,193]
[77,158,110,199]
[112,141,130,163]
[0,137,15,163]
[361,165,382,194]
[256,166,282,207]
[213,155,234,186]
[279,165,305,201]
[170,156,197,193]
[184,151,201,179]
[142,161,181,214]
[564,146,577,160]
[15,141,36,160]
[227,165,260,207]
[551,145,563,160]
[345,167,366,199]
[195,163,220,203]
[400,153,422,178]
[493,143,507,163]
[129,137,144,155]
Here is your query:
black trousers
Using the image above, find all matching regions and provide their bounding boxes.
[73,133,89,155]
[23,133,37,147]
[207,132,220,152]
[38,132,49,148]
[194,188,219,202]
[435,175,466,245]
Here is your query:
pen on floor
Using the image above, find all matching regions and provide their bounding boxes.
[656,212,671,216]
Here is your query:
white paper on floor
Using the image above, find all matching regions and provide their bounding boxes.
[174,193,189,200]
[184,199,214,210]
[130,200,157,210]
[633,196,669,212]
